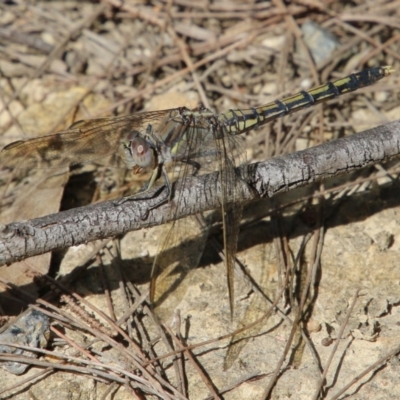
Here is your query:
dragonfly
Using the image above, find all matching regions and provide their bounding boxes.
[0,66,392,316]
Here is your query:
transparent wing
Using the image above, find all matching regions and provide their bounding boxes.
[150,215,210,321]
[0,110,174,170]
[150,113,247,319]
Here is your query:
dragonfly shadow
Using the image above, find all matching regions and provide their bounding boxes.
[59,170,98,211]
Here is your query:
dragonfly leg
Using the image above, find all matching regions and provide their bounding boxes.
[151,164,172,206]
[176,158,201,177]
[114,163,172,219]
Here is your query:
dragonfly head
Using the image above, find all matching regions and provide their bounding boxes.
[120,131,156,170]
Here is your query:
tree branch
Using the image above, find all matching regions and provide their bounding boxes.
[1,119,400,266]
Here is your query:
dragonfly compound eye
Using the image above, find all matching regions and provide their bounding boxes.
[129,136,155,168]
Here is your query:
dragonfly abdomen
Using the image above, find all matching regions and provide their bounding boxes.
[220,66,392,134]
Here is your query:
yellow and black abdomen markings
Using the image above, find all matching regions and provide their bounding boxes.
[220,66,393,134]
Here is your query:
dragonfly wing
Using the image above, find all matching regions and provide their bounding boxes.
[149,122,215,318]
[222,202,243,317]
[215,125,247,317]
[0,111,173,170]
[150,214,210,321]
[150,111,248,318]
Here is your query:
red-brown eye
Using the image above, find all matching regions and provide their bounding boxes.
[130,136,154,168]
[120,132,155,170]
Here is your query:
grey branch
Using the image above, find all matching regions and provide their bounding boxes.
[1,119,400,266]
